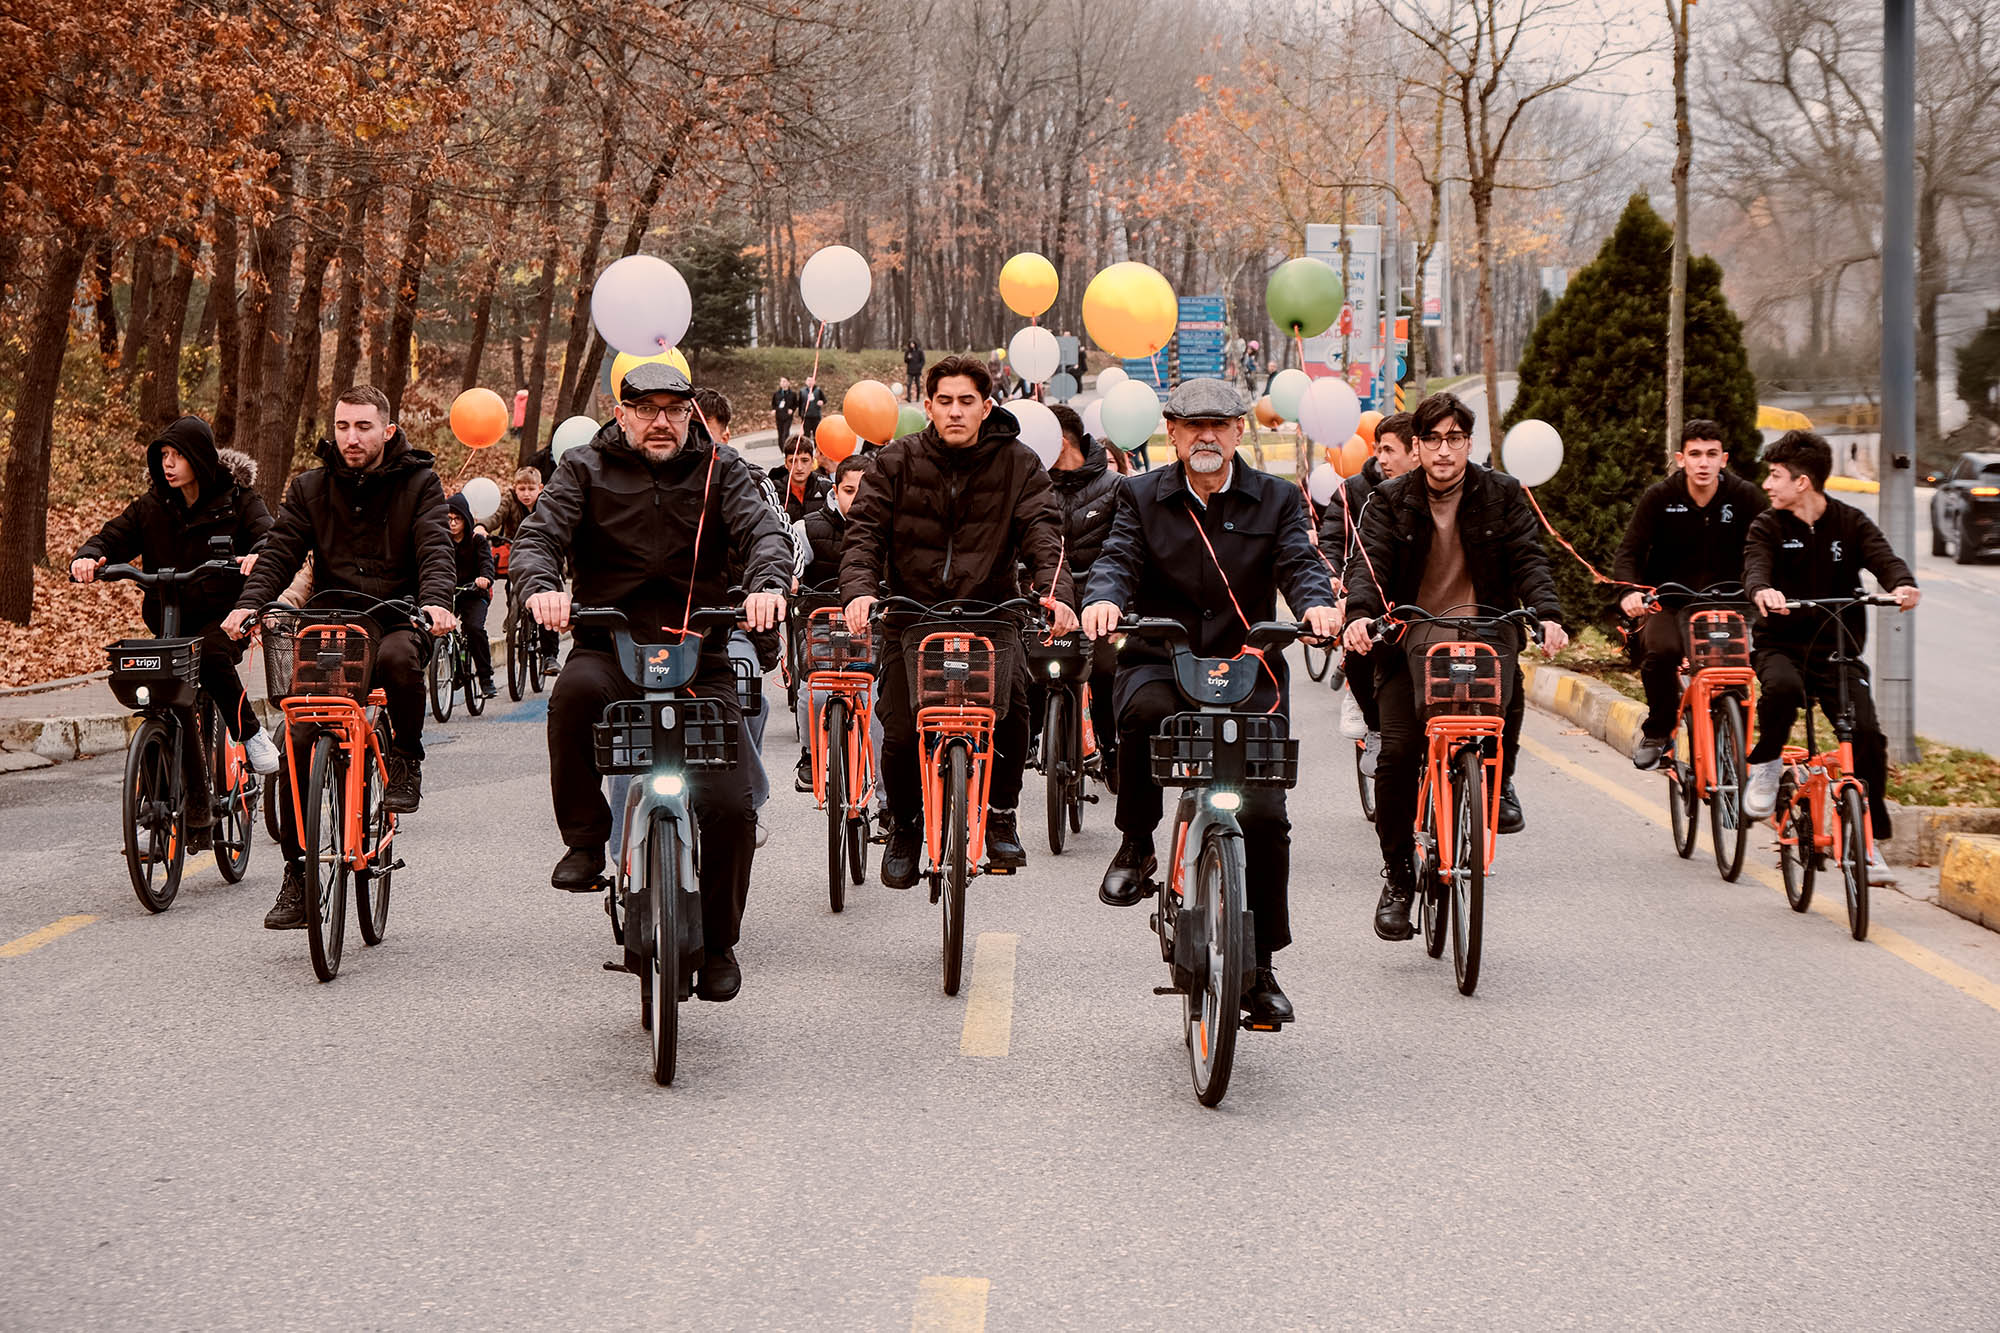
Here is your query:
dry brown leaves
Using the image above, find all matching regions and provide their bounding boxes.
[1,506,147,688]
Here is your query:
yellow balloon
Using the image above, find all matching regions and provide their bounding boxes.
[998,252,1059,318]
[1082,262,1178,360]
[609,346,691,395]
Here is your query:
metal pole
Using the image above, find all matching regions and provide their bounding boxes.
[1880,0,1918,762]
[1385,60,1400,407]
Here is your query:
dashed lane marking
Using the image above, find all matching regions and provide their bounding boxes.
[960,933,1018,1058]
[911,1276,991,1332]
[1,915,99,959]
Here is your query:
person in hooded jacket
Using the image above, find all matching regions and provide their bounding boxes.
[445,492,499,698]
[226,385,458,929]
[1314,412,1417,768]
[790,452,873,790]
[73,415,279,818]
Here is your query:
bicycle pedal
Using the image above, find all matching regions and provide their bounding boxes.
[1151,985,1186,996]
[1241,1015,1291,1033]
[982,863,1018,876]
[558,875,610,896]
[602,959,634,974]
[1082,792,1099,805]
[380,858,406,875]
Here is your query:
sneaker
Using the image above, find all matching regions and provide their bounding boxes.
[480,676,498,699]
[985,809,1027,870]
[754,811,770,849]
[382,754,421,814]
[795,751,815,793]
[264,863,308,930]
[1867,846,1898,885]
[244,728,281,776]
[1373,864,1415,941]
[1632,732,1669,771]
[1359,730,1381,778]
[1339,689,1368,740]
[1743,760,1784,820]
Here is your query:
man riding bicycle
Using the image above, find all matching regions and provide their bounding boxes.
[839,354,1077,889]
[1030,403,1122,780]
[792,452,872,791]
[1080,378,1338,1025]
[1341,391,1568,943]
[512,361,789,1003]
[1317,411,1417,767]
[226,384,458,929]
[1613,418,1768,770]
[1739,431,1920,876]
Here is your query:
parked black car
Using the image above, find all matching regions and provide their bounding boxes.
[1931,451,2000,564]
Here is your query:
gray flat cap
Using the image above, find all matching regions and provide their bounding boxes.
[1162,377,1249,420]
[619,361,694,402]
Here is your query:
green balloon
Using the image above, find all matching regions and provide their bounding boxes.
[895,403,928,437]
[1265,257,1345,338]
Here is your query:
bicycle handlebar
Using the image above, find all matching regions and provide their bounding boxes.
[246,597,433,635]
[1117,616,1306,653]
[570,606,744,636]
[872,594,1044,622]
[1781,593,1907,612]
[1642,580,1748,609]
[1368,604,1544,647]
[79,557,242,587]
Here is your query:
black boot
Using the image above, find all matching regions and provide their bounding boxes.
[696,947,741,1002]
[1099,835,1156,907]
[1496,781,1524,834]
[1374,863,1416,941]
[1242,967,1294,1024]
[795,751,815,793]
[264,862,308,930]
[882,823,921,889]
[383,753,422,814]
[551,845,605,891]
[985,809,1026,870]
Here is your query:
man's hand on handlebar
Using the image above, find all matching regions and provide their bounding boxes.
[528,589,572,632]
[843,595,875,636]
[1753,588,1788,616]
[1540,620,1569,655]
[1343,617,1377,655]
[1042,597,1080,636]
[1301,604,1340,642]
[1080,601,1121,640]
[1619,590,1648,618]
[222,607,255,639]
[422,605,457,636]
[69,557,105,584]
[743,590,786,633]
[1891,584,1922,611]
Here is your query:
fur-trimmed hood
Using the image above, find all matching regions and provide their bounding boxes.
[217,448,258,489]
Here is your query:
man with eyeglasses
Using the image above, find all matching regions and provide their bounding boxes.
[512,361,791,1003]
[1341,392,1567,943]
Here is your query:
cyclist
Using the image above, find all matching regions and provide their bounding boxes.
[792,452,873,790]
[839,354,1077,889]
[490,465,560,674]
[226,384,458,928]
[72,415,280,817]
[1740,430,1920,878]
[512,361,790,1002]
[1028,403,1122,782]
[445,492,499,699]
[1317,411,1417,771]
[1613,418,1768,770]
[1080,378,1339,1024]
[770,433,832,525]
[1341,391,1567,942]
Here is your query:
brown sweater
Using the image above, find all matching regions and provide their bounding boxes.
[1415,481,1476,615]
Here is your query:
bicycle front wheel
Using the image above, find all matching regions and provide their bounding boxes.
[825,700,849,913]
[1419,788,1446,959]
[1779,791,1815,912]
[1043,689,1068,856]
[1667,714,1698,859]
[1708,695,1748,882]
[301,734,349,982]
[427,640,454,721]
[1355,740,1378,824]
[210,706,254,884]
[1187,830,1246,1107]
[506,601,526,702]
[1839,785,1869,941]
[463,639,486,716]
[942,744,969,996]
[1450,746,1486,996]
[355,716,394,946]
[649,818,682,1086]
[122,717,185,913]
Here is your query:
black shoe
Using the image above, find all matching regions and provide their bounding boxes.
[383,754,422,814]
[1025,737,1042,771]
[1497,781,1524,834]
[1098,745,1119,795]
[882,824,921,889]
[695,948,741,1002]
[1242,968,1294,1024]
[480,677,498,699]
[264,863,308,930]
[1632,734,1668,770]
[1099,836,1156,907]
[551,845,605,891]
[795,751,815,793]
[1374,865,1416,941]
[985,809,1026,870]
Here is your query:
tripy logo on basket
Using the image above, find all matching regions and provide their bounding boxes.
[119,654,162,672]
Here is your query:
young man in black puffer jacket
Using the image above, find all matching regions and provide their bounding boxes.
[1026,404,1123,783]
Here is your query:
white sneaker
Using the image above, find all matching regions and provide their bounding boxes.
[1359,731,1382,778]
[1867,846,1898,885]
[1742,760,1784,820]
[754,811,770,849]
[1339,690,1368,740]
[244,729,280,776]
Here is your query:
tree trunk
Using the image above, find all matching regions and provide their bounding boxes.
[555,131,621,412]
[561,139,681,420]
[0,232,92,625]
[93,237,119,359]
[1664,0,1692,466]
[519,194,564,461]
[140,238,196,427]
[1470,183,1503,462]
[235,222,275,485]
[508,293,527,388]
[254,191,301,492]
[120,239,158,376]
[328,184,370,426]
[269,228,339,480]
[381,182,432,419]
[212,212,243,451]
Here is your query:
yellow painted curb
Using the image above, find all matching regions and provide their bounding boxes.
[1826,476,1880,494]
[1940,833,2000,933]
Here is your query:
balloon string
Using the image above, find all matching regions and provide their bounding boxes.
[1522,485,1624,588]
[808,321,826,392]
[1294,483,1344,586]
[1185,504,1283,713]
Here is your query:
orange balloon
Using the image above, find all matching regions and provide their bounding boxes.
[1254,396,1282,429]
[815,414,858,462]
[451,387,509,449]
[1339,433,1370,477]
[1356,411,1383,445]
[842,379,898,444]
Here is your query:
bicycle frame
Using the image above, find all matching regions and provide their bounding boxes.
[1418,713,1505,878]
[279,686,395,875]
[1681,663,1756,796]
[918,695,997,871]
[1777,741,1870,860]
[810,669,877,812]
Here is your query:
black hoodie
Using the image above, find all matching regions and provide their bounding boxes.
[76,415,273,634]
[446,492,498,591]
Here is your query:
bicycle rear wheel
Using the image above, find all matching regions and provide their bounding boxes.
[1667,714,1698,859]
[122,717,185,913]
[528,617,548,694]
[649,818,682,1085]
[355,716,394,946]
[463,638,486,716]
[1708,695,1748,882]
[1419,794,1446,959]
[427,640,454,721]
[1043,690,1068,855]
[1187,830,1246,1107]
[1779,792,1815,912]
[1355,740,1378,824]
[825,700,849,913]
[301,734,349,982]
[1450,747,1486,996]
[942,744,969,996]
[1839,785,1869,941]
[210,705,254,884]
[506,600,526,702]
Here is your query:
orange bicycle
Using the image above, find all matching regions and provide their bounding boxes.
[1370,604,1542,996]
[803,603,877,913]
[256,598,426,981]
[1644,581,1758,881]
[1770,593,1903,941]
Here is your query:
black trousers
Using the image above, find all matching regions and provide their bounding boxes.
[275,627,428,863]
[546,648,757,951]
[1371,636,1522,869]
[457,592,492,682]
[1348,647,1380,731]
[1747,649,1892,840]
[878,635,1030,828]
[1114,679,1292,960]
[774,410,793,445]
[1635,610,1694,740]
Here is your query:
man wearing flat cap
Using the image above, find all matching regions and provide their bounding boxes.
[1080,377,1339,1025]
[512,361,791,1003]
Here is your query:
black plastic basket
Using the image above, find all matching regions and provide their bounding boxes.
[1688,609,1751,671]
[731,655,763,712]
[592,696,738,774]
[1149,712,1299,789]
[259,608,378,704]
[1420,641,1503,718]
[106,637,200,711]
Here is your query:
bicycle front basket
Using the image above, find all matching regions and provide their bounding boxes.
[593,696,739,774]
[1687,609,1751,671]
[731,654,763,713]
[1420,641,1503,718]
[904,626,1003,710]
[261,609,377,704]
[805,609,874,673]
[105,637,200,711]
[1148,712,1299,789]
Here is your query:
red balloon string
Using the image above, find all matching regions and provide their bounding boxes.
[1522,485,1629,588]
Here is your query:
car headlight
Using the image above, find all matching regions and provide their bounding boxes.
[651,773,685,798]
[1209,791,1242,812]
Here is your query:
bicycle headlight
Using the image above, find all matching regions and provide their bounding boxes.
[651,773,685,798]
[134,685,150,706]
[1209,791,1242,812]
[1046,659,1062,678]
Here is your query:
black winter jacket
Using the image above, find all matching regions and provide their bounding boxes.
[1048,436,1123,601]
[797,492,849,592]
[510,418,790,646]
[446,493,498,593]
[76,415,273,634]
[1613,468,1767,594]
[839,413,1072,608]
[1742,497,1915,658]
[1343,464,1564,626]
[237,430,456,613]
[769,465,833,526]
[1315,455,1384,583]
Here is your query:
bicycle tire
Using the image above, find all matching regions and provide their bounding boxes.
[1419,793,1447,959]
[1355,740,1378,824]
[122,717,184,913]
[427,639,454,722]
[355,716,394,946]
[528,614,548,694]
[1302,641,1332,682]
[301,734,348,982]
[1708,695,1748,882]
[1187,829,1246,1107]
[1044,690,1068,856]
[1451,746,1485,997]
[825,700,849,913]
[463,637,486,716]
[1779,791,1815,912]
[847,803,870,885]
[506,600,526,702]
[649,817,682,1086]
[210,704,254,884]
[942,744,969,996]
[1839,785,1869,941]
[1667,714,1698,859]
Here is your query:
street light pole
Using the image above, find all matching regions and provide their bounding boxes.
[1880,0,1918,762]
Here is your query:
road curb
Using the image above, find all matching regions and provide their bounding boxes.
[1939,834,2000,933]
[1826,476,1880,494]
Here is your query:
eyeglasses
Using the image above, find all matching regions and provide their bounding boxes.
[1419,431,1472,452]
[625,400,694,423]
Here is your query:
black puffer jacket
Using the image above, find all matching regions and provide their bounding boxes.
[1315,454,1384,583]
[769,465,833,526]
[77,415,273,633]
[446,492,497,592]
[1743,496,1915,657]
[237,429,456,613]
[1048,436,1123,603]
[1343,464,1563,625]
[797,492,849,592]
[839,412,1072,607]
[510,417,790,644]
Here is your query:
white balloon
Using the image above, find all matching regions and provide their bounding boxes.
[1095,365,1129,392]
[1099,379,1164,451]
[1502,419,1565,487]
[460,477,502,523]
[590,255,691,358]
[1269,368,1311,421]
[1307,462,1340,507]
[799,245,872,323]
[1297,376,1361,445]
[1008,326,1061,383]
[552,415,598,462]
[1004,399,1064,468]
[1081,399,1104,442]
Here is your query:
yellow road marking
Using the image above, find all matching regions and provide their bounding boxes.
[960,933,1018,1058]
[911,1276,990,1332]
[1520,735,2000,1015]
[1,915,99,958]
[184,851,215,877]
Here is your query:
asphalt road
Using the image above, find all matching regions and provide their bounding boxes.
[5,655,2000,1329]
